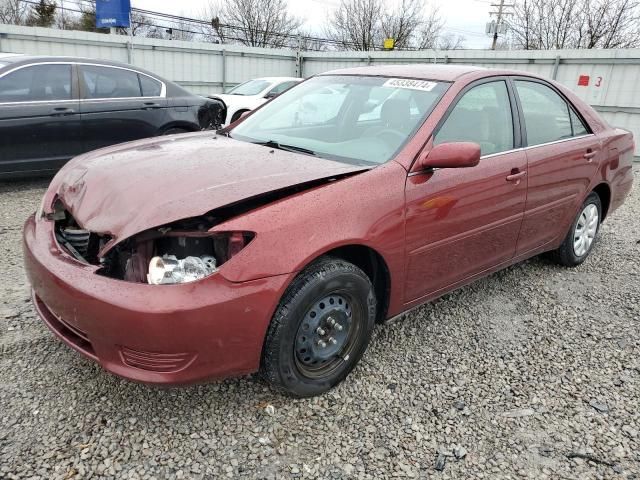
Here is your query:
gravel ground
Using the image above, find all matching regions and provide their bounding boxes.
[1,168,639,480]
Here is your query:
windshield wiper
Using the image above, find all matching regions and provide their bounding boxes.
[255,140,317,157]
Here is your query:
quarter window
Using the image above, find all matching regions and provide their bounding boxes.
[435,80,514,156]
[139,74,162,97]
[514,80,573,146]
[569,108,589,136]
[0,64,72,102]
[81,65,142,99]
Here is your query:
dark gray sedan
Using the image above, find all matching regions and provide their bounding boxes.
[0,55,224,178]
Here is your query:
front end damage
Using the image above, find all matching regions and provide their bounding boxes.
[49,174,357,285]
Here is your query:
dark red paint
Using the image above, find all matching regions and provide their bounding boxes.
[23,65,635,385]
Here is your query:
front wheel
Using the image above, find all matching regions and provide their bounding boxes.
[550,192,602,267]
[161,127,189,136]
[261,258,376,397]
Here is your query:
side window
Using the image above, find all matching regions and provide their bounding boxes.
[435,81,514,156]
[139,74,162,97]
[569,108,589,136]
[514,80,572,146]
[0,64,72,102]
[268,81,298,96]
[81,65,142,99]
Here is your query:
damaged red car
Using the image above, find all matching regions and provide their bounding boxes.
[23,65,634,397]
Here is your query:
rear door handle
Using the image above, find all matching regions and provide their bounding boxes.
[506,170,527,182]
[51,107,75,116]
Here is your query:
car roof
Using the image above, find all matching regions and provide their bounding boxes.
[320,64,489,82]
[0,54,160,76]
[253,77,302,82]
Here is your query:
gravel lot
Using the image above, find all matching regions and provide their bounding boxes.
[1,168,639,479]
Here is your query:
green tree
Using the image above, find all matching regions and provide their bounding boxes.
[26,0,57,27]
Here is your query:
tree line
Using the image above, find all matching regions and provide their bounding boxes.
[1,0,638,50]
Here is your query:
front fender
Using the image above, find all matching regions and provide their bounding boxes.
[214,161,408,290]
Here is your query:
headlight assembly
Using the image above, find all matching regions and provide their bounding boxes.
[147,255,217,285]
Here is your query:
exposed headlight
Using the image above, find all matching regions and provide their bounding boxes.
[147,255,217,285]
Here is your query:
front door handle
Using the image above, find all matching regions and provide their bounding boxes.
[51,107,75,116]
[143,102,161,109]
[506,170,527,183]
[584,149,597,161]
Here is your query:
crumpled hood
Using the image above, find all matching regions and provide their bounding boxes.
[51,132,368,246]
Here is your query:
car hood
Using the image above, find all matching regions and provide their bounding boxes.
[52,132,370,247]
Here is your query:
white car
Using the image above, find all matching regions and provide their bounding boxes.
[210,77,302,126]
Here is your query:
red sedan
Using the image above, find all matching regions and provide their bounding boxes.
[23,65,634,397]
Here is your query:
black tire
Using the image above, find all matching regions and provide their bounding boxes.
[550,192,602,267]
[230,110,249,123]
[261,258,376,397]
[162,127,189,136]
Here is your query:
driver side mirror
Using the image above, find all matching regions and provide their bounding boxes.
[264,91,278,99]
[417,142,481,170]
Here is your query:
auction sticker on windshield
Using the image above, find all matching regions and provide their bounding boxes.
[382,78,438,91]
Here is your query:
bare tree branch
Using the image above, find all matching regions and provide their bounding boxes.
[509,0,640,49]
[203,0,302,48]
[0,0,29,25]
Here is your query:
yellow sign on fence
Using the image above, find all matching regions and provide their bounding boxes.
[384,38,395,50]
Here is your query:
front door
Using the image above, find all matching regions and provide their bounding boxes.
[404,79,527,303]
[0,63,81,175]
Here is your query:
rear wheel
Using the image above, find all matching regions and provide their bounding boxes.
[550,192,602,267]
[261,258,376,397]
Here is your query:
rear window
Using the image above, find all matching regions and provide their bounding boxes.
[81,65,142,99]
[228,79,271,96]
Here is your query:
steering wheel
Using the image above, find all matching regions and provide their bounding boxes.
[376,128,406,145]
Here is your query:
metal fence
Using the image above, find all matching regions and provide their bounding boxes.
[1,24,639,155]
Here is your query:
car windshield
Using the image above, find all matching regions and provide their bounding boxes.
[227,79,271,96]
[230,75,449,165]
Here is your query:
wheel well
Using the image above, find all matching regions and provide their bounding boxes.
[159,122,198,134]
[322,245,391,322]
[231,109,250,123]
[592,183,611,220]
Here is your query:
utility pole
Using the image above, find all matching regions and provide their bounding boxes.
[489,0,513,50]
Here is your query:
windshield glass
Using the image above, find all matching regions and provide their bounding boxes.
[231,75,449,165]
[227,79,271,96]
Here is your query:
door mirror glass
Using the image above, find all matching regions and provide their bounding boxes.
[418,142,481,170]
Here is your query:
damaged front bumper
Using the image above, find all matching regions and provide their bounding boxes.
[23,214,292,384]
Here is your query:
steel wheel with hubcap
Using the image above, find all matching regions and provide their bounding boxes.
[261,258,376,397]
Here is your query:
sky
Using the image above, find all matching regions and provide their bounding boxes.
[132,0,495,49]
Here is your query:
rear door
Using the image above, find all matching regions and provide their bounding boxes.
[511,78,601,255]
[78,64,168,151]
[0,63,81,176]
